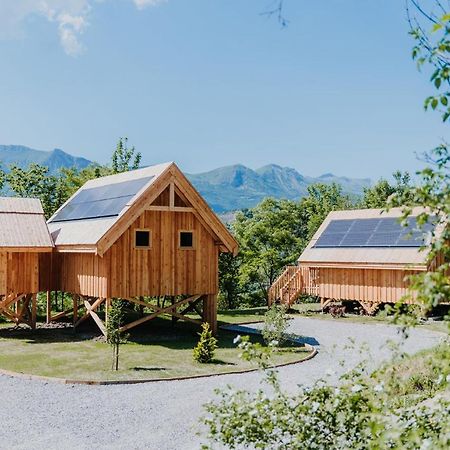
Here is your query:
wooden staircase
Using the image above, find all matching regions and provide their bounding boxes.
[268,265,305,306]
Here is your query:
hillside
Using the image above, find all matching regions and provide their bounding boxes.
[0,145,92,173]
[187,164,370,212]
[0,145,371,212]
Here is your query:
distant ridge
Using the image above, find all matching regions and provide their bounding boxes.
[0,145,371,212]
[0,145,92,173]
[187,163,371,212]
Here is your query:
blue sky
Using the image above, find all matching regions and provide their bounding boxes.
[0,0,447,179]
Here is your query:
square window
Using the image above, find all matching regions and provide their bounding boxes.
[135,230,151,248]
[180,231,193,248]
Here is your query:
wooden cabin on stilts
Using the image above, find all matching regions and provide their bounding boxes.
[269,207,443,314]
[0,198,54,328]
[44,162,238,336]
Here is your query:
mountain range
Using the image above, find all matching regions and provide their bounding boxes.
[0,145,371,212]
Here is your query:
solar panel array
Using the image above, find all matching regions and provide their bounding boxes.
[314,217,434,248]
[50,176,153,223]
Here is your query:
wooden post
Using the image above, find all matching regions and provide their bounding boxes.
[203,294,218,335]
[73,294,78,324]
[105,298,111,327]
[171,296,176,326]
[46,291,51,323]
[31,294,37,330]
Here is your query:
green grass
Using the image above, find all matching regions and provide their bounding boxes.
[372,342,450,408]
[0,318,310,382]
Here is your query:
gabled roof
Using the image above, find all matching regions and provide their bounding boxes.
[298,207,437,270]
[0,197,54,251]
[48,162,238,255]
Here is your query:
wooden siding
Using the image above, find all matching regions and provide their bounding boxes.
[303,266,416,304]
[49,209,219,298]
[108,210,218,298]
[49,252,109,298]
[0,252,40,295]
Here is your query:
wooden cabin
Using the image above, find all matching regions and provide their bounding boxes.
[0,197,54,328]
[269,207,440,314]
[45,162,238,334]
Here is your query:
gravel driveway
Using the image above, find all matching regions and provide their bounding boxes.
[0,317,444,450]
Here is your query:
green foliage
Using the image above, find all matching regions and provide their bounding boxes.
[389,146,450,318]
[203,340,450,449]
[233,198,305,304]
[193,322,218,363]
[361,171,412,208]
[111,137,142,174]
[0,166,5,192]
[410,5,450,122]
[106,299,127,371]
[6,164,63,217]
[262,304,288,346]
[218,252,241,309]
[299,183,353,241]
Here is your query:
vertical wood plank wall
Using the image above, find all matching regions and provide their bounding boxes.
[0,252,40,295]
[109,210,218,298]
[302,266,417,303]
[48,210,219,298]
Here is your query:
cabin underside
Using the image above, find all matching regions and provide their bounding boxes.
[268,264,422,314]
[0,252,41,328]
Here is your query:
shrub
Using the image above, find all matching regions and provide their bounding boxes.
[262,304,289,347]
[193,322,218,363]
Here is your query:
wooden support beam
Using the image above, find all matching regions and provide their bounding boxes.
[203,294,217,335]
[169,181,175,207]
[84,300,107,337]
[173,297,203,323]
[73,295,78,324]
[120,295,201,332]
[74,297,105,328]
[31,294,37,329]
[359,301,380,316]
[46,291,51,323]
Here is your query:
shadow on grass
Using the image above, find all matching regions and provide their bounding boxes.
[132,367,166,372]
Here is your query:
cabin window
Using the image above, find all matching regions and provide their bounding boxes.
[135,229,151,248]
[179,231,194,249]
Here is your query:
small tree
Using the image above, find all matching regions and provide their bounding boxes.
[193,322,218,363]
[106,299,127,371]
[111,137,142,174]
[262,304,289,347]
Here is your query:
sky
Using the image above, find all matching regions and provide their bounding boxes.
[0,0,448,180]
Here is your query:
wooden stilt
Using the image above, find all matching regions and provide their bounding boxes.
[46,291,51,323]
[203,294,217,335]
[73,295,78,324]
[171,296,176,326]
[31,294,37,329]
[105,298,111,327]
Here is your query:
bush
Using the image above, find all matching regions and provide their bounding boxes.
[193,322,218,363]
[262,304,289,347]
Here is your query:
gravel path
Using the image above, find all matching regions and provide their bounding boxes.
[0,317,444,450]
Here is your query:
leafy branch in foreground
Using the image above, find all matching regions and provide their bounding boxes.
[202,339,450,449]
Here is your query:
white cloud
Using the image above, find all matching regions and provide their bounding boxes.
[0,0,166,56]
[133,0,167,10]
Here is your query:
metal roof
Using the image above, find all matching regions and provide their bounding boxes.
[0,197,54,249]
[298,207,439,270]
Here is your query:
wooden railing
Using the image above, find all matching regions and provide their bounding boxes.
[268,265,305,306]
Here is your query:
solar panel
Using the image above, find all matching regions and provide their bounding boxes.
[50,176,153,223]
[314,216,435,248]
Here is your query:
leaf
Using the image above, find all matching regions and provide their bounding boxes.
[432,23,443,32]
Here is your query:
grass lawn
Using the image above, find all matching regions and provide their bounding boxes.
[0,317,311,382]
